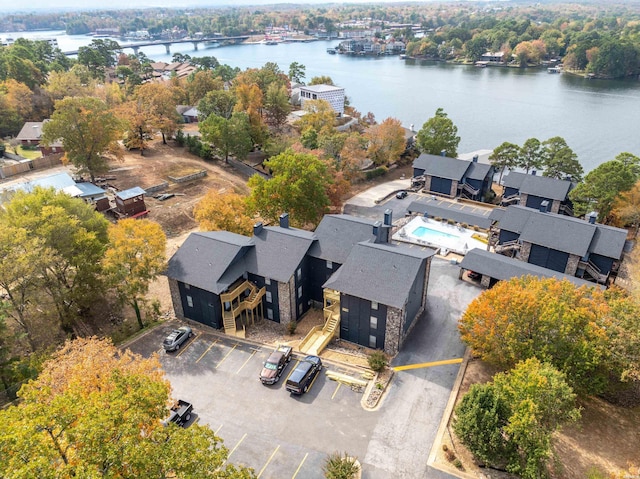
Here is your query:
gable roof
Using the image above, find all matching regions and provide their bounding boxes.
[589,224,627,259]
[502,172,573,200]
[116,187,146,200]
[459,248,600,288]
[167,231,254,294]
[413,153,471,181]
[407,198,493,229]
[75,182,106,198]
[494,205,533,234]
[245,226,316,283]
[16,121,45,141]
[323,241,435,309]
[502,171,527,189]
[308,214,377,264]
[464,161,492,181]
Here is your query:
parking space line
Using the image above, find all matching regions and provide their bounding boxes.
[292,453,308,479]
[257,445,280,478]
[195,339,219,363]
[331,382,341,400]
[393,357,463,371]
[226,433,247,461]
[175,332,200,358]
[215,343,238,368]
[285,360,300,381]
[236,350,257,374]
[215,424,223,434]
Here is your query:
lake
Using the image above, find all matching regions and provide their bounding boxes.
[6,29,640,173]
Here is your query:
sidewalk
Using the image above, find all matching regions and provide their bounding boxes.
[345,178,411,207]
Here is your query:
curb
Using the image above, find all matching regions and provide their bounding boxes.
[427,348,473,477]
[360,369,395,411]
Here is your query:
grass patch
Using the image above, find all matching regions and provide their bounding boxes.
[2,144,42,160]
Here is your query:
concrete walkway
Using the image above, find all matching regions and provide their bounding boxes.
[345,178,412,207]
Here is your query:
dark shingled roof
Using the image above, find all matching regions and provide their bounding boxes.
[323,242,435,309]
[502,172,527,189]
[413,153,471,181]
[459,248,600,288]
[465,161,492,181]
[308,214,377,264]
[488,207,506,222]
[520,212,595,256]
[502,172,573,201]
[494,205,534,234]
[407,198,493,229]
[590,224,627,259]
[166,231,253,294]
[245,226,316,283]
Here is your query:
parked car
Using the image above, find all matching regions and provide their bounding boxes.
[396,190,408,199]
[467,270,481,280]
[285,355,322,395]
[163,326,193,352]
[260,345,293,385]
[162,399,193,427]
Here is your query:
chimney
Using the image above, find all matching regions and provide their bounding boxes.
[253,222,263,235]
[539,200,549,213]
[531,170,537,176]
[384,208,393,227]
[588,211,597,224]
[472,154,478,163]
[372,221,382,242]
[440,149,447,157]
[279,212,289,228]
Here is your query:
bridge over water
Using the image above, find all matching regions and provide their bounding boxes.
[63,35,249,56]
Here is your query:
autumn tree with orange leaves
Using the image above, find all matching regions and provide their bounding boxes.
[194,191,255,236]
[364,117,406,166]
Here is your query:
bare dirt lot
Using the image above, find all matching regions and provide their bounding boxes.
[440,358,640,479]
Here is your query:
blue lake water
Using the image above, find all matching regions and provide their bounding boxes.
[6,29,640,173]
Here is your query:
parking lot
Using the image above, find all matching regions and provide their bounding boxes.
[127,327,380,479]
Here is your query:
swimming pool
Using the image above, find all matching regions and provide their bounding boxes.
[412,226,460,241]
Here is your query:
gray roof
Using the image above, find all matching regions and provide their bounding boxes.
[75,182,106,197]
[323,241,435,309]
[465,161,492,181]
[459,248,601,288]
[502,171,527,189]
[166,231,254,294]
[308,214,378,263]
[245,226,316,283]
[495,205,534,234]
[503,172,572,200]
[519,212,594,256]
[299,84,344,93]
[413,153,471,181]
[116,186,146,200]
[590,224,627,259]
[407,198,493,229]
[488,207,505,222]
[16,121,44,141]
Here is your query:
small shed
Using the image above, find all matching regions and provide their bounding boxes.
[115,187,147,218]
[75,182,110,212]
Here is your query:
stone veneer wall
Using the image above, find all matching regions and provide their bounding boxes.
[551,200,561,214]
[520,241,532,262]
[565,253,581,276]
[519,193,528,207]
[424,175,432,192]
[480,274,491,288]
[168,278,185,319]
[383,306,405,355]
[277,276,295,326]
[450,180,458,198]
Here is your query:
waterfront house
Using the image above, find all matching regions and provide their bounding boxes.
[167,211,435,354]
[480,51,505,63]
[412,153,494,202]
[299,84,346,115]
[501,171,574,215]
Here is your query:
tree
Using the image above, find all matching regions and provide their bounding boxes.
[264,83,290,130]
[295,99,336,136]
[288,61,306,84]
[0,337,255,478]
[309,75,334,85]
[134,82,182,144]
[118,99,155,154]
[193,191,254,236]
[77,39,121,80]
[489,141,520,185]
[318,131,348,161]
[458,276,612,395]
[198,89,237,121]
[42,97,123,182]
[1,188,110,335]
[569,153,640,220]
[185,70,224,105]
[44,68,93,101]
[416,108,460,157]
[454,358,579,479]
[233,83,267,146]
[364,117,406,166]
[339,133,368,181]
[517,137,543,173]
[541,136,583,182]
[610,181,640,237]
[103,219,166,330]
[200,112,253,162]
[0,79,34,121]
[247,149,332,227]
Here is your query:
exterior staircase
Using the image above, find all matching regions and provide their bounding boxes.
[500,194,520,206]
[495,240,521,254]
[579,260,608,284]
[220,280,266,338]
[461,182,480,197]
[299,289,341,356]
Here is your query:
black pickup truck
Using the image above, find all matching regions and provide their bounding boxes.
[162,399,193,427]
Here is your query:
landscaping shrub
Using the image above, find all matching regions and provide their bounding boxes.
[323,452,360,479]
[287,320,298,335]
[368,351,388,372]
[364,166,388,180]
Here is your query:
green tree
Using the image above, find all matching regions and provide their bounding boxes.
[198,89,237,121]
[490,141,520,185]
[296,99,336,136]
[416,108,460,157]
[569,153,640,220]
[309,75,334,85]
[200,112,253,162]
[247,148,332,227]
[134,82,182,144]
[1,188,110,335]
[77,39,121,80]
[288,61,306,84]
[541,136,583,182]
[517,137,543,173]
[103,219,167,330]
[42,97,124,182]
[0,337,256,478]
[263,82,290,130]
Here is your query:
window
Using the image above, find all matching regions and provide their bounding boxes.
[298,303,303,315]
[369,335,377,348]
[265,278,271,285]
[267,308,273,320]
[298,286,303,298]
[370,316,378,330]
[297,268,302,280]
[266,291,272,303]
[326,260,332,269]
[371,301,378,310]
[186,296,193,308]
[184,283,190,290]
[342,307,349,313]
